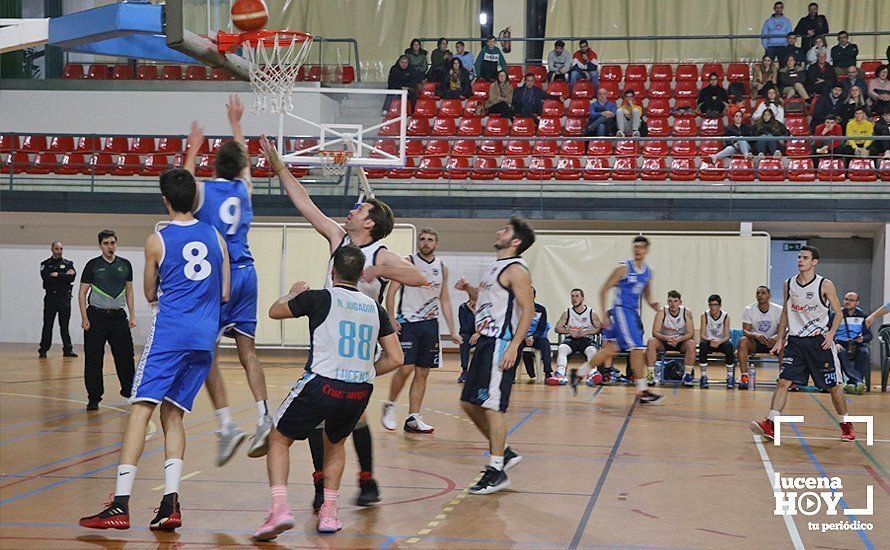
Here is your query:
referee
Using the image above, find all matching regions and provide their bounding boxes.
[39,241,77,358]
[78,230,136,410]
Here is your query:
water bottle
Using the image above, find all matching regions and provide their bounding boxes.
[654,361,664,384]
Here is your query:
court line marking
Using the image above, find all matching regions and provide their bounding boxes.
[568,397,638,549]
[753,435,805,550]
[152,470,201,491]
[808,395,889,480]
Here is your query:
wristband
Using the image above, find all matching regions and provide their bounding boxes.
[268,149,286,173]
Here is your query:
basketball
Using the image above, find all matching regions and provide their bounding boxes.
[230,0,268,32]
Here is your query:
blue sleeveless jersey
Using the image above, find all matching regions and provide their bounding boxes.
[195,178,254,266]
[613,259,651,312]
[152,220,224,351]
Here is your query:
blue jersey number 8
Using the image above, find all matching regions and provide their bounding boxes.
[338,321,374,360]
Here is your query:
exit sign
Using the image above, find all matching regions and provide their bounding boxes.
[783,243,803,251]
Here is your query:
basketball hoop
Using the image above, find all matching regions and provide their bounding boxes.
[217,29,313,114]
[318,151,353,177]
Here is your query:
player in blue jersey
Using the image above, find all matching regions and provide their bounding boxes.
[184,96,272,467]
[80,168,230,532]
[570,236,664,404]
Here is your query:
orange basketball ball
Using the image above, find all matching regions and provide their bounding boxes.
[231,0,269,32]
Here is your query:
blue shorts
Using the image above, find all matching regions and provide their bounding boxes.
[131,348,213,412]
[221,264,258,339]
[602,307,645,351]
[460,336,517,412]
[399,319,440,368]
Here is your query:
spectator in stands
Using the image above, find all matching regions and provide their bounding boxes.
[439,58,471,100]
[430,38,450,72]
[752,87,785,123]
[616,88,642,137]
[805,51,836,96]
[584,87,617,137]
[810,84,845,133]
[830,31,858,76]
[698,72,729,117]
[383,55,420,115]
[752,55,778,98]
[812,116,843,157]
[805,35,832,66]
[454,41,475,79]
[513,73,547,121]
[546,40,571,82]
[867,65,890,116]
[842,65,867,98]
[475,36,508,81]
[778,55,809,101]
[832,291,871,395]
[486,70,514,119]
[405,39,428,76]
[873,110,890,158]
[568,39,599,89]
[841,107,874,157]
[711,110,753,163]
[727,96,752,122]
[780,33,806,66]
[425,50,452,86]
[761,2,792,60]
[840,85,868,125]
[794,2,829,52]
[753,108,789,157]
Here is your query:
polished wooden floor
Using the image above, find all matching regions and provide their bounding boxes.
[1,342,887,549]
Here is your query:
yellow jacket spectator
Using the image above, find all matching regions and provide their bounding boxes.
[843,108,874,156]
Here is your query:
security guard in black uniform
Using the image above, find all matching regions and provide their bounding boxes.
[39,241,78,358]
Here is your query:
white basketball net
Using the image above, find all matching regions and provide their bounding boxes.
[319,151,353,177]
[241,33,313,114]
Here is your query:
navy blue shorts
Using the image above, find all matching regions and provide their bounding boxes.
[399,319,440,368]
[274,373,372,443]
[220,264,258,339]
[131,349,213,412]
[561,337,596,355]
[460,336,517,412]
[779,336,841,390]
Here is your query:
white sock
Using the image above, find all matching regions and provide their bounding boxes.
[684,365,695,375]
[768,409,781,422]
[256,400,269,425]
[699,364,708,375]
[727,365,735,379]
[164,458,183,495]
[577,363,592,378]
[215,407,234,429]
[635,378,648,392]
[489,455,504,471]
[115,464,137,496]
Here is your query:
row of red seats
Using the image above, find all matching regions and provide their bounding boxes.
[364,156,889,182]
[0,135,265,155]
[61,63,356,84]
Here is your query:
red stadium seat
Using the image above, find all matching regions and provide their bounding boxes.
[669,158,696,181]
[817,158,845,181]
[384,98,407,119]
[542,99,566,117]
[405,139,424,157]
[387,157,417,179]
[478,139,504,157]
[407,117,431,136]
[451,139,477,156]
[62,64,84,79]
[103,136,129,153]
[860,61,881,78]
[111,64,133,80]
[537,117,562,136]
[472,81,490,99]
[727,63,750,90]
[729,158,755,181]
[674,98,697,111]
[504,140,531,157]
[252,156,274,177]
[587,139,612,156]
[419,82,439,99]
[555,157,582,180]
[86,64,110,79]
[526,65,547,83]
[847,158,876,182]
[571,81,596,99]
[135,65,158,80]
[341,66,356,84]
[647,81,672,99]
[599,81,620,101]
[546,81,570,101]
[22,135,47,153]
[305,66,322,82]
[699,159,726,181]
[75,136,101,153]
[184,137,208,155]
[194,154,215,177]
[647,117,670,137]
[624,64,647,82]
[600,65,622,82]
[649,64,672,82]
[646,98,671,118]
[161,65,182,80]
[559,140,586,157]
[567,98,590,117]
[470,156,499,179]
[510,117,536,137]
[443,156,471,179]
[878,159,890,181]
[56,153,88,175]
[414,99,438,118]
[141,154,171,176]
[507,65,524,84]
[785,140,810,157]
[785,116,808,136]
[377,117,401,137]
[424,139,450,157]
[438,99,463,118]
[757,157,785,181]
[431,117,456,136]
[463,98,486,117]
[532,140,559,156]
[5,152,30,174]
[787,159,816,181]
[563,117,585,136]
[614,139,638,157]
[700,117,725,136]
[640,157,667,180]
[416,157,443,179]
[27,152,57,174]
[484,117,510,137]
[671,140,697,157]
[642,140,668,157]
[674,81,698,99]
[672,116,698,136]
[583,157,611,180]
[130,137,155,154]
[0,134,19,153]
[111,153,141,176]
[612,157,638,180]
[700,63,724,82]
[698,140,722,156]
[527,157,554,180]
[675,64,698,82]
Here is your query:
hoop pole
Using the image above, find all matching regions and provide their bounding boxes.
[277,111,285,158]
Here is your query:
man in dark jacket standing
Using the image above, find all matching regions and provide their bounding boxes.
[39,241,77,359]
[831,291,872,394]
[793,2,829,51]
[382,55,420,115]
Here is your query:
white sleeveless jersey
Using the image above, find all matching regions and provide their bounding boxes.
[475,256,529,339]
[308,286,383,383]
[397,253,444,323]
[704,310,728,340]
[742,302,783,338]
[787,274,830,337]
[565,306,595,334]
[326,235,389,302]
[662,306,688,336]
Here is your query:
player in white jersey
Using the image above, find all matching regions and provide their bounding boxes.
[382,228,461,433]
[553,289,601,384]
[737,286,783,390]
[259,136,424,508]
[646,290,697,386]
[697,294,734,390]
[751,246,855,442]
[255,245,403,538]
[454,217,535,495]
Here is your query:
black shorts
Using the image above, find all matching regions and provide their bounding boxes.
[399,319,440,368]
[562,337,595,355]
[460,336,517,412]
[662,341,686,353]
[274,373,372,443]
[779,336,841,390]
